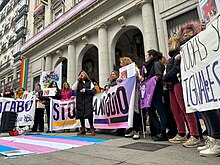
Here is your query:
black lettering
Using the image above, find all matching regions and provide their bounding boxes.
[116,87,129,114]
[206,65,217,102]
[213,61,220,86]
[197,36,208,60]
[53,103,59,121]
[60,103,67,120]
[189,74,198,106]
[183,78,190,106]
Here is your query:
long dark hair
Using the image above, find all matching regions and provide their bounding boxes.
[78,70,90,81]
[49,81,60,91]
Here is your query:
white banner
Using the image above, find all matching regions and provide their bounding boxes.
[180,15,220,113]
[50,97,79,131]
[0,97,35,126]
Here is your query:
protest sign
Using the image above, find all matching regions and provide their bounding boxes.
[119,63,136,79]
[43,88,56,96]
[50,97,78,131]
[49,76,136,130]
[140,77,157,109]
[40,63,62,89]
[93,76,136,129]
[180,15,220,113]
[0,97,35,126]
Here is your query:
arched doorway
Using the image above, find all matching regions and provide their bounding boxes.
[82,46,99,83]
[114,28,145,70]
[54,57,67,84]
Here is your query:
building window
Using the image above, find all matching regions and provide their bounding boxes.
[8,36,14,47]
[52,0,65,21]
[13,37,25,56]
[17,70,20,79]
[167,9,199,38]
[1,43,7,53]
[0,30,2,38]
[4,23,10,34]
[54,9,63,19]
[33,75,40,90]
[1,79,5,86]
[34,13,45,34]
[15,15,26,33]
[75,0,83,4]
[8,75,13,82]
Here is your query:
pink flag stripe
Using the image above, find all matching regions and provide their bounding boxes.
[17,135,94,146]
[0,139,58,154]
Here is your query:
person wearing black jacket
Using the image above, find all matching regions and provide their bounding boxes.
[32,83,45,132]
[163,33,200,147]
[40,81,61,133]
[72,70,96,136]
[142,49,167,141]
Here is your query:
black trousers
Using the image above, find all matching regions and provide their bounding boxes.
[46,105,50,130]
[32,108,45,131]
[80,117,93,127]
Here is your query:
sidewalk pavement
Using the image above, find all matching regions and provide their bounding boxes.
[0,131,219,165]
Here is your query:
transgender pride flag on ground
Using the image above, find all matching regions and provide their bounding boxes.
[0,134,107,158]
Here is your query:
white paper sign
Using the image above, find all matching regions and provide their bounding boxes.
[42,88,56,96]
[119,62,136,80]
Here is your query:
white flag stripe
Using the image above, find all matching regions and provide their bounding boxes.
[1,137,80,149]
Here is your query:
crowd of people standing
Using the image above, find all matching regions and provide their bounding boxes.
[0,21,220,158]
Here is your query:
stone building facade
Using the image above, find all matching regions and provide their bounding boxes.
[0,0,28,92]
[21,0,201,90]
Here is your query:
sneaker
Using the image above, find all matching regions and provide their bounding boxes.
[199,139,220,157]
[125,130,135,138]
[169,134,187,143]
[154,133,168,141]
[183,136,201,148]
[133,131,140,140]
[197,136,213,152]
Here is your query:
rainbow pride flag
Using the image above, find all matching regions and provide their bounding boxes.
[20,57,29,90]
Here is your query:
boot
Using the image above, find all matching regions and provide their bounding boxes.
[199,138,220,157]
[90,126,95,136]
[77,127,86,135]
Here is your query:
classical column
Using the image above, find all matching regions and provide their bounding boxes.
[45,54,52,71]
[97,23,110,87]
[139,0,158,54]
[67,41,76,86]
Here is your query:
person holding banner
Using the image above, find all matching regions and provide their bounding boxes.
[61,82,72,100]
[178,21,220,156]
[15,87,25,99]
[163,33,200,147]
[41,81,61,133]
[72,70,96,136]
[142,50,167,141]
[118,57,142,140]
[3,88,14,98]
[32,83,45,132]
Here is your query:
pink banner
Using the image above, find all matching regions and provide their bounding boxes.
[93,76,136,129]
